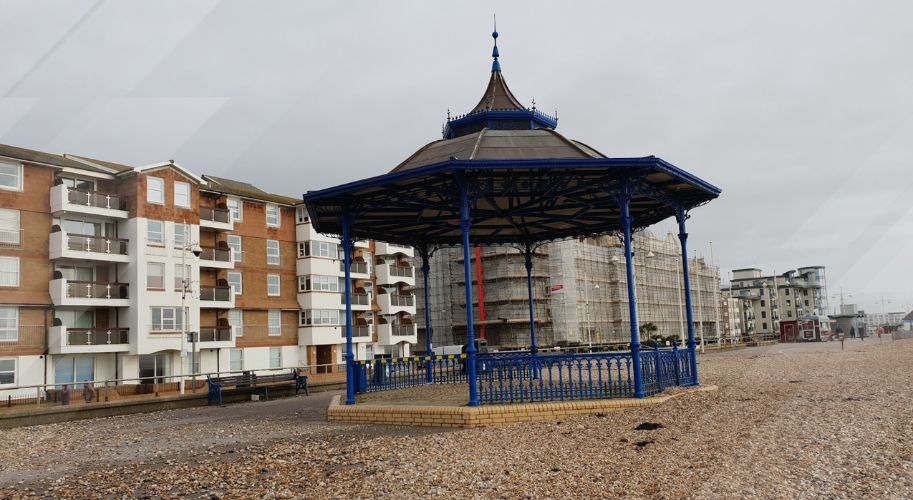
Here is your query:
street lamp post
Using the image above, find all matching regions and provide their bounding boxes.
[179,241,203,395]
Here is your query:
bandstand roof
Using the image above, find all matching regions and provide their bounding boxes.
[303,30,720,246]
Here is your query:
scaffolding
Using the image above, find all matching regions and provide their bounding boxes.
[415,231,722,350]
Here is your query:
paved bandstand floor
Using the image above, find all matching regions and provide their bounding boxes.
[1,337,911,498]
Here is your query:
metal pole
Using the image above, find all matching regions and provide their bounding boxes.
[584,272,591,348]
[675,251,685,345]
[180,244,186,395]
[619,188,644,398]
[677,208,699,386]
[421,248,434,383]
[524,244,538,354]
[341,211,356,405]
[459,183,479,406]
[710,241,722,348]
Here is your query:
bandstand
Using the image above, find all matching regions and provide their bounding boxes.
[303,29,720,407]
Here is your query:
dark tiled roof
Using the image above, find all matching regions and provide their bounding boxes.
[903,310,913,322]
[202,175,300,205]
[0,143,110,173]
[66,154,133,173]
[392,128,605,172]
[470,70,526,113]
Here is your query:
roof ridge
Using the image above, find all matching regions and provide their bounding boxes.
[469,128,488,160]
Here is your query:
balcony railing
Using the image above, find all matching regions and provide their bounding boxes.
[341,293,370,306]
[388,294,414,307]
[340,261,369,274]
[66,234,129,255]
[389,265,413,278]
[65,281,129,299]
[339,325,371,338]
[67,187,126,211]
[0,228,22,248]
[391,324,415,337]
[200,247,232,262]
[198,327,233,342]
[66,328,129,346]
[0,326,45,353]
[200,286,233,302]
[200,207,231,224]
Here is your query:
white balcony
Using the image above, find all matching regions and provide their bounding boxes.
[296,223,341,243]
[199,286,235,309]
[297,256,340,276]
[50,184,128,219]
[49,278,130,307]
[375,263,415,286]
[339,260,371,279]
[354,239,370,249]
[375,241,414,257]
[377,323,417,345]
[297,291,342,310]
[298,325,372,346]
[48,326,130,355]
[377,293,416,315]
[199,247,234,269]
[199,207,233,231]
[50,231,130,263]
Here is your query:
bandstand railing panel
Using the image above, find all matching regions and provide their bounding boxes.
[352,348,693,403]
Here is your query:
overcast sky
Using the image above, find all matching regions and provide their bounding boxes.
[2,1,911,313]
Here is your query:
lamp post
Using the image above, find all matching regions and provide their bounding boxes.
[179,241,203,395]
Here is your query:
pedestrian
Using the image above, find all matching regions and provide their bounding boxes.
[83,381,95,404]
[60,384,71,406]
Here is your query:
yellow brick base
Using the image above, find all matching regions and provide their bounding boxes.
[326,385,717,428]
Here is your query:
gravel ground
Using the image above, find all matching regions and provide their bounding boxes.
[1,339,911,499]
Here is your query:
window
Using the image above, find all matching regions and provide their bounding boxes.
[300,309,340,326]
[0,257,19,287]
[297,242,306,258]
[147,220,164,245]
[227,272,242,295]
[174,263,189,291]
[229,309,243,337]
[138,354,171,381]
[63,219,101,236]
[0,307,18,341]
[761,310,767,319]
[296,207,309,224]
[762,322,768,330]
[303,241,337,258]
[270,347,282,368]
[787,310,793,318]
[300,275,339,292]
[174,182,190,208]
[760,300,766,307]
[174,223,189,248]
[0,209,20,246]
[227,235,242,262]
[804,300,810,306]
[54,356,95,385]
[266,204,280,227]
[0,161,22,191]
[0,359,14,385]
[229,349,243,371]
[784,289,790,296]
[147,262,165,289]
[151,307,183,331]
[268,310,282,336]
[266,240,280,265]
[147,176,164,204]
[267,274,281,296]
[58,176,94,190]
[227,198,242,222]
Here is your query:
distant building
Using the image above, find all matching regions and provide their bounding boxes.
[862,311,906,333]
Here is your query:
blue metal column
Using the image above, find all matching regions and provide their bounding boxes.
[421,248,434,383]
[459,183,480,406]
[523,245,538,354]
[619,188,645,398]
[676,208,699,385]
[341,212,356,405]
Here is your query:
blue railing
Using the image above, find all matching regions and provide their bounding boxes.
[354,346,694,404]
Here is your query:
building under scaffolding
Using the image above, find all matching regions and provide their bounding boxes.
[415,231,722,351]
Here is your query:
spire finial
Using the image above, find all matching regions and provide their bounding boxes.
[491,14,501,72]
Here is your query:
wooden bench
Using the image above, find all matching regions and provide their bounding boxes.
[206,369,308,406]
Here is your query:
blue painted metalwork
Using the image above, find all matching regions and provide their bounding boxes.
[676,207,700,385]
[341,211,356,405]
[523,245,538,354]
[357,354,467,393]
[420,247,434,384]
[460,182,480,406]
[491,26,501,72]
[618,184,645,398]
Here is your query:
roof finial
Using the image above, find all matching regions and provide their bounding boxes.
[491,14,501,72]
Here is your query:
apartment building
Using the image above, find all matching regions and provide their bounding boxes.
[723,266,828,336]
[0,144,416,393]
